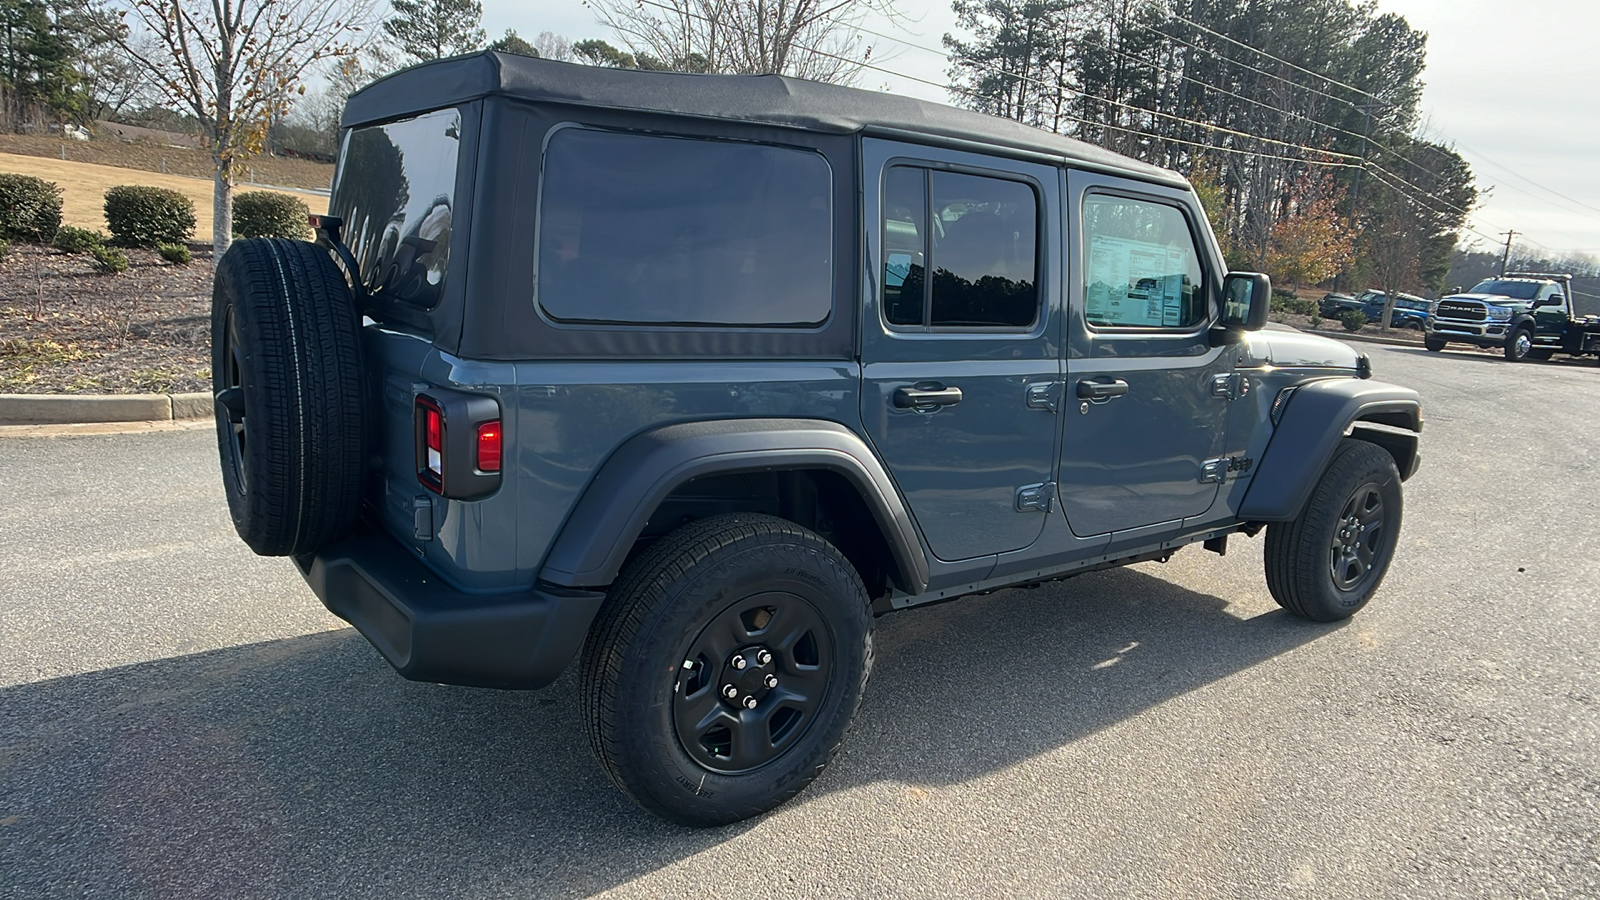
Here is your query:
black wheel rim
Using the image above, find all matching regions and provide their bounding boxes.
[216,308,248,493]
[1329,481,1387,592]
[672,591,834,775]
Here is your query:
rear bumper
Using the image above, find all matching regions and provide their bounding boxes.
[294,528,605,689]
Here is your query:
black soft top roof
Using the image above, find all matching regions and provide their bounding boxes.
[343,51,1184,187]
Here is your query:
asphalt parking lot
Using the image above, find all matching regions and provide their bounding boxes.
[2,343,1597,898]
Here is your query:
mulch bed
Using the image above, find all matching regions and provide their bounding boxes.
[0,242,212,394]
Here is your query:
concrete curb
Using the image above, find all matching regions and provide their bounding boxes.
[0,391,211,426]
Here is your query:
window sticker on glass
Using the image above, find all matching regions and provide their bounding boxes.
[1086,237,1192,327]
[1082,196,1205,330]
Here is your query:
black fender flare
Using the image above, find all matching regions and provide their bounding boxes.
[538,419,931,594]
[1239,379,1421,522]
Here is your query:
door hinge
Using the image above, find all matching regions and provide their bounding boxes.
[1025,381,1061,413]
[1015,481,1056,513]
[1211,372,1248,400]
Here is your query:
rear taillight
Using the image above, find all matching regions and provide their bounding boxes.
[416,396,445,490]
[414,391,501,498]
[476,421,502,473]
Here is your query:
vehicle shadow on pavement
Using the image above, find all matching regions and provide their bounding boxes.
[0,567,1328,898]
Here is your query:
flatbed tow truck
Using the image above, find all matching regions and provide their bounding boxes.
[1427,272,1600,362]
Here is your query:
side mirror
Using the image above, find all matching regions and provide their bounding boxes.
[1220,272,1271,331]
[1538,295,1564,308]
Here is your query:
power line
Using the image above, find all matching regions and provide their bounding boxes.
[617,4,1583,257]
[630,0,1362,164]
[1130,19,1361,112]
[902,19,1376,148]
[1362,167,1501,246]
[1165,11,1379,103]
[1140,16,1597,242]
[1459,139,1600,217]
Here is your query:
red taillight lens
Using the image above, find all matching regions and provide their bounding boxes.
[416,396,444,489]
[476,421,501,473]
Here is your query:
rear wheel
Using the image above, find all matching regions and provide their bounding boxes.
[1265,439,1402,622]
[579,513,873,826]
[1505,326,1534,362]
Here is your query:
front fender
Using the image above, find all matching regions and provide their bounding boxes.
[1239,378,1421,522]
[538,418,930,593]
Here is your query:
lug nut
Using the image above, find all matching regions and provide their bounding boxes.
[764,674,778,688]
[756,649,773,665]
[722,684,738,699]
[731,655,747,670]
[742,695,759,710]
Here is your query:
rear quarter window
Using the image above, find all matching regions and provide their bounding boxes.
[535,128,833,327]
[331,107,462,309]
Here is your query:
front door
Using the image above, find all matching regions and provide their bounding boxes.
[859,139,1062,562]
[1056,172,1234,537]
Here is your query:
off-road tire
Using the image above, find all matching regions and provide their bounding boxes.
[1505,326,1535,362]
[1424,336,1446,352]
[210,238,364,557]
[1264,439,1402,622]
[579,513,873,827]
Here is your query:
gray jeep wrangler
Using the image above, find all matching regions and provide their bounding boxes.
[210,52,1422,826]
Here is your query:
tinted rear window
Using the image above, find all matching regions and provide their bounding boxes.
[537,128,833,327]
[331,108,461,308]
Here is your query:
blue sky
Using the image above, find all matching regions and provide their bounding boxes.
[485,0,1600,260]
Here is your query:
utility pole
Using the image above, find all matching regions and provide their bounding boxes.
[1500,230,1517,276]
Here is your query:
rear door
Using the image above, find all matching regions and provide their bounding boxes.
[1056,171,1233,537]
[859,139,1063,562]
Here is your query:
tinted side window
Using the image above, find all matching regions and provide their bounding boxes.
[331,107,461,308]
[1082,195,1206,329]
[882,167,927,327]
[882,166,1039,330]
[538,128,833,327]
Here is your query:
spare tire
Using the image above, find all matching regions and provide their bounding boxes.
[210,238,365,556]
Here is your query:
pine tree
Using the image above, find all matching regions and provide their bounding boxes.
[382,0,485,64]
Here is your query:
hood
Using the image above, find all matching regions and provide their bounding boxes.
[1444,292,1527,307]
[1245,327,1361,369]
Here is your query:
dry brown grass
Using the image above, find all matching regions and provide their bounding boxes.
[0,132,333,191]
[0,151,326,240]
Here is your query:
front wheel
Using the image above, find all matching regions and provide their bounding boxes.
[579,513,873,826]
[1264,439,1403,622]
[1424,336,1446,352]
[1505,326,1534,361]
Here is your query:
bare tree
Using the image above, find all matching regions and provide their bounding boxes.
[590,0,894,82]
[533,30,574,61]
[96,0,373,251]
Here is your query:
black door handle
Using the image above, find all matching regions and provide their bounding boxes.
[894,384,963,409]
[1076,378,1129,401]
